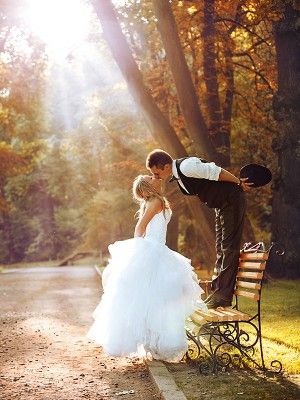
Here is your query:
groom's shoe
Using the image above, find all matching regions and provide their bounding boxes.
[205,297,232,309]
[204,292,214,303]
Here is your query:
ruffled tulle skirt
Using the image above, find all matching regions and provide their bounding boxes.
[87,237,206,362]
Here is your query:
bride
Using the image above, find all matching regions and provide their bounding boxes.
[87,174,206,362]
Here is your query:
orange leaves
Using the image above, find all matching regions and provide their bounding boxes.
[0,140,43,179]
[216,0,239,19]
[0,197,10,213]
[0,143,29,213]
[0,142,28,177]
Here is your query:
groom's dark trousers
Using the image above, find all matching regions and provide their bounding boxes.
[212,190,246,302]
[174,157,246,303]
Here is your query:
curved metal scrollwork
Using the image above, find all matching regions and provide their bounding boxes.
[270,360,283,374]
[186,320,283,374]
[186,331,201,360]
[214,345,244,370]
[237,321,260,349]
[268,242,285,256]
[215,350,232,369]
[218,323,239,343]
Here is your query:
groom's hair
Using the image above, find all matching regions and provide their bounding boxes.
[146,149,173,168]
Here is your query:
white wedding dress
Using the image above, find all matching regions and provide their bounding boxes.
[87,209,206,362]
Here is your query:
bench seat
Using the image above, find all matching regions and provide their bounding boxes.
[191,307,251,323]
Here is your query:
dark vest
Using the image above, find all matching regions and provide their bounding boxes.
[175,157,241,209]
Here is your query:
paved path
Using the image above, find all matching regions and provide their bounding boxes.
[0,266,159,400]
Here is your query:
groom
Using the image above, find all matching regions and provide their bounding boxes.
[146,149,252,309]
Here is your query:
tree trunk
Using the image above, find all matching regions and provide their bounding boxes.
[91,0,216,267]
[202,0,230,166]
[151,0,218,161]
[272,3,300,278]
[2,212,15,263]
[223,43,234,154]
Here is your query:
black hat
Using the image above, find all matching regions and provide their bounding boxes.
[239,163,272,188]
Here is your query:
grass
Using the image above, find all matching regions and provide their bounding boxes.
[169,364,300,400]
[237,280,300,374]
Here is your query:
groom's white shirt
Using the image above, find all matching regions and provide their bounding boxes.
[172,158,221,193]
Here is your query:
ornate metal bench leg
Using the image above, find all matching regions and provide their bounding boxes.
[186,324,219,373]
[256,313,269,371]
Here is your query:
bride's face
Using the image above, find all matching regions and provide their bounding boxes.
[144,175,162,193]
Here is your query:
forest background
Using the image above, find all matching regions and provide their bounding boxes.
[0,0,299,277]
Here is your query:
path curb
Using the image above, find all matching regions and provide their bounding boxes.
[147,360,188,400]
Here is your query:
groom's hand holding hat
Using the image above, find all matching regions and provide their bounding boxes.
[239,163,272,188]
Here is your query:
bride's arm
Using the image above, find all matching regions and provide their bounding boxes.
[134,198,162,237]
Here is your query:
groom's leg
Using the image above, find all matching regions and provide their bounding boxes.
[210,191,246,303]
[211,209,223,291]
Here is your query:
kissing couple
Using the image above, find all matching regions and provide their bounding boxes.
[87,149,252,362]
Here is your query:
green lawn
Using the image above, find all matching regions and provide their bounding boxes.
[237,280,300,374]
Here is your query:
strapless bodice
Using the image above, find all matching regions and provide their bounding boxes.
[144,209,172,244]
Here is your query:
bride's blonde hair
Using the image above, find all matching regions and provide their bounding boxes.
[132,175,170,218]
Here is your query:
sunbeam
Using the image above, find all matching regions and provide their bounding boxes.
[24,0,91,59]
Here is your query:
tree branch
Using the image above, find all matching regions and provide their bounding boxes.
[215,17,270,45]
[234,38,271,57]
[233,61,273,92]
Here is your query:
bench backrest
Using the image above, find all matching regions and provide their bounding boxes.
[235,252,269,301]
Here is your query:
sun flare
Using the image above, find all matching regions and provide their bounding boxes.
[25,0,91,58]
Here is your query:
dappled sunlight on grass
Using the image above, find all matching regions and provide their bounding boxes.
[238,280,300,346]
[232,280,300,373]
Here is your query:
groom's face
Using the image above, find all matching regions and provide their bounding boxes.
[150,164,171,181]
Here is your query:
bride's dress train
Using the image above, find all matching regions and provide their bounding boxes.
[87,209,206,362]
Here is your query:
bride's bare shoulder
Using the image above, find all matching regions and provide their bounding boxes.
[145,197,163,213]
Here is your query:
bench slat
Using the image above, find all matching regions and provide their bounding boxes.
[236,281,261,290]
[195,309,227,322]
[235,289,260,300]
[207,309,229,321]
[227,308,250,317]
[190,311,205,325]
[240,252,268,261]
[239,261,266,270]
[237,271,263,280]
[220,308,251,321]
[195,307,251,322]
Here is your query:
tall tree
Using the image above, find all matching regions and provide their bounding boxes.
[151,0,218,161]
[272,1,300,277]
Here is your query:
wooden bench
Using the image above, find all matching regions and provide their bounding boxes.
[185,242,283,373]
